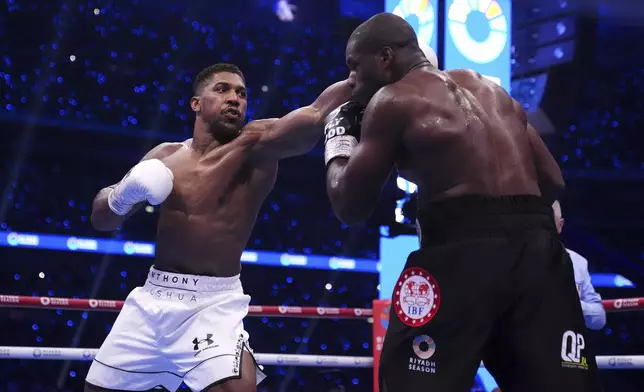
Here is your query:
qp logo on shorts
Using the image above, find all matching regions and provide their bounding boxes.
[393,267,441,327]
[560,330,588,370]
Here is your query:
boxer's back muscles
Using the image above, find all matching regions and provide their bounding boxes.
[394,67,563,205]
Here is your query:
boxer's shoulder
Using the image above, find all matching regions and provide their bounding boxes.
[445,68,481,80]
[142,142,184,160]
[368,83,411,110]
[235,119,279,145]
[358,86,413,138]
[370,81,430,121]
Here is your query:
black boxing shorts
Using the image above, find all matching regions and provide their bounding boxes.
[379,195,603,392]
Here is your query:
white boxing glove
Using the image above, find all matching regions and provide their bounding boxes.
[107,159,174,216]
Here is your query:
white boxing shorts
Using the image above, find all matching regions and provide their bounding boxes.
[86,266,266,391]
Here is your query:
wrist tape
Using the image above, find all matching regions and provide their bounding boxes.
[324,135,358,166]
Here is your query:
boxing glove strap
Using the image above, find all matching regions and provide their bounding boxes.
[324,135,358,166]
[107,187,134,216]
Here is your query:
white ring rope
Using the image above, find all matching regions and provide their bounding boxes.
[0,346,372,368]
[1,346,643,369]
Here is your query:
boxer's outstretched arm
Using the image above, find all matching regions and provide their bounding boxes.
[251,80,352,160]
[326,90,401,225]
[90,143,175,231]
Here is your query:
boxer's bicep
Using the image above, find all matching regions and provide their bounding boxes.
[252,81,352,160]
[251,108,321,160]
[326,97,400,225]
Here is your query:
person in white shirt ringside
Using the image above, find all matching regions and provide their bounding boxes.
[553,200,607,330]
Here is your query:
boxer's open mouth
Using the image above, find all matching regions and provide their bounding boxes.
[223,107,241,118]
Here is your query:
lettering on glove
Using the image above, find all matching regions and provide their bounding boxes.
[323,101,364,166]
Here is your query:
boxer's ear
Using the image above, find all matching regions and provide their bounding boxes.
[190,96,201,113]
[380,46,394,66]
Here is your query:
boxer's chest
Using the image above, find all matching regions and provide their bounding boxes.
[163,145,275,212]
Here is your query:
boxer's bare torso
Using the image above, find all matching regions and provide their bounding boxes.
[391,67,563,205]
[124,121,280,277]
[153,131,277,276]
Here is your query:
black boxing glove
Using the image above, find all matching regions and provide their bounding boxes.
[323,101,364,166]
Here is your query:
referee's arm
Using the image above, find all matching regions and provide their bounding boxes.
[576,257,607,330]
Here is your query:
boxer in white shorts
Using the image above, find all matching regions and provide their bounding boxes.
[88,268,260,391]
[86,63,352,391]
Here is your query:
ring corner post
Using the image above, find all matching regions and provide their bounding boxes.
[372,299,391,392]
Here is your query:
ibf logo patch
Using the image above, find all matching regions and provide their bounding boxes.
[560,330,588,370]
[393,267,440,327]
[193,334,217,357]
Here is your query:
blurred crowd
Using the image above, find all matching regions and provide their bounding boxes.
[1,0,643,391]
[1,0,347,135]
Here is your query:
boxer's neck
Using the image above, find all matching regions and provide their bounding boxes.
[192,119,239,154]
[394,55,429,81]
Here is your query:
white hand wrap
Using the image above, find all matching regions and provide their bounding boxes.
[324,135,358,166]
[107,187,135,216]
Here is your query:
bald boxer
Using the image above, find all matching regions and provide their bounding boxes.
[86,63,351,392]
[323,13,602,392]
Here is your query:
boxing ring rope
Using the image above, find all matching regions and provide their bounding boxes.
[1,295,643,370]
[0,346,373,367]
[0,346,642,370]
[2,295,643,314]
[0,295,373,318]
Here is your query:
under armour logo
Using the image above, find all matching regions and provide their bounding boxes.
[193,334,214,351]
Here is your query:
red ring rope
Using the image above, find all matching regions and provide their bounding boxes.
[0,295,372,318]
[1,295,642,316]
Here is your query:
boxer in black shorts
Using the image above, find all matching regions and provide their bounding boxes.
[322,13,603,392]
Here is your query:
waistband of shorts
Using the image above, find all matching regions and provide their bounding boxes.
[417,195,555,244]
[145,266,241,292]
